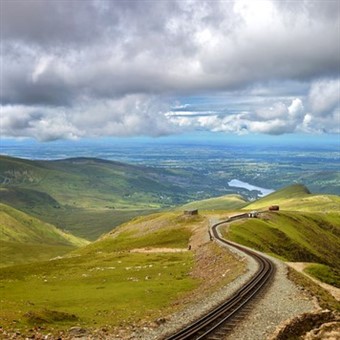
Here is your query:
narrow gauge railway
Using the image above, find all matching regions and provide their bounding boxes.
[166,214,275,340]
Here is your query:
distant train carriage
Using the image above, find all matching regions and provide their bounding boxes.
[268,205,279,211]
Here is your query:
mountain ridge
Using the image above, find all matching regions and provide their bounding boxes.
[244,183,340,212]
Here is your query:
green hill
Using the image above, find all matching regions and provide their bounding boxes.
[225,211,340,265]
[244,184,340,212]
[180,194,247,211]
[0,203,89,266]
[223,209,340,288]
[0,155,192,239]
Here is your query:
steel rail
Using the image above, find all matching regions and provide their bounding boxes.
[166,214,275,340]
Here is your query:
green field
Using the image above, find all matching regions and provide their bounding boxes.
[0,250,196,333]
[0,212,196,334]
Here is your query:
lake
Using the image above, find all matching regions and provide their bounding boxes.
[228,179,274,197]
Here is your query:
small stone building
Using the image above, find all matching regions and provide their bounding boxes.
[248,211,259,218]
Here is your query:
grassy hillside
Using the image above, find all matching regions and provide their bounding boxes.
[244,184,340,212]
[219,184,340,288]
[0,203,88,266]
[0,211,244,337]
[223,210,340,287]
[179,194,247,211]
[0,155,194,239]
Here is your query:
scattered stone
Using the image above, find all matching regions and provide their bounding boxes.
[155,317,167,326]
[68,326,87,337]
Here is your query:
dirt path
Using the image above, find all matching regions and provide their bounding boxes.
[130,247,188,253]
[286,262,340,301]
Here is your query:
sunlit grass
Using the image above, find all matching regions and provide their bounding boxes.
[0,251,196,331]
[0,211,200,334]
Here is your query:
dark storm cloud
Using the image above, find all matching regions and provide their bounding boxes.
[1,0,110,46]
[1,0,339,139]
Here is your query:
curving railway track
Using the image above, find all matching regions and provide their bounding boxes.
[166,213,275,340]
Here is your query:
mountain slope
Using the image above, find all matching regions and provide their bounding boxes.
[0,211,245,336]
[212,184,340,288]
[0,203,89,266]
[225,211,340,265]
[244,184,340,212]
[221,182,340,288]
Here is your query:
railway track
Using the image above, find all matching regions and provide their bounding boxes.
[166,213,275,340]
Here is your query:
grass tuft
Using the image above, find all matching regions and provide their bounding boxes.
[24,309,78,325]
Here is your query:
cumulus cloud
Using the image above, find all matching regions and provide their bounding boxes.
[168,92,338,136]
[288,98,304,119]
[1,0,339,139]
[1,96,174,141]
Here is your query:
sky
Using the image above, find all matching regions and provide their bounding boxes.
[1,0,340,142]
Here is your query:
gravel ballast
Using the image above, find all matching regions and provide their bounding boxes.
[227,257,315,340]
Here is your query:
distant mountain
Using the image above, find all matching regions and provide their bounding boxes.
[0,155,188,210]
[0,203,89,267]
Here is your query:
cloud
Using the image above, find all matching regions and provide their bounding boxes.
[1,0,339,140]
[255,102,288,120]
[308,79,340,116]
[168,91,338,135]
[1,96,174,141]
[288,98,304,118]
[0,105,81,141]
